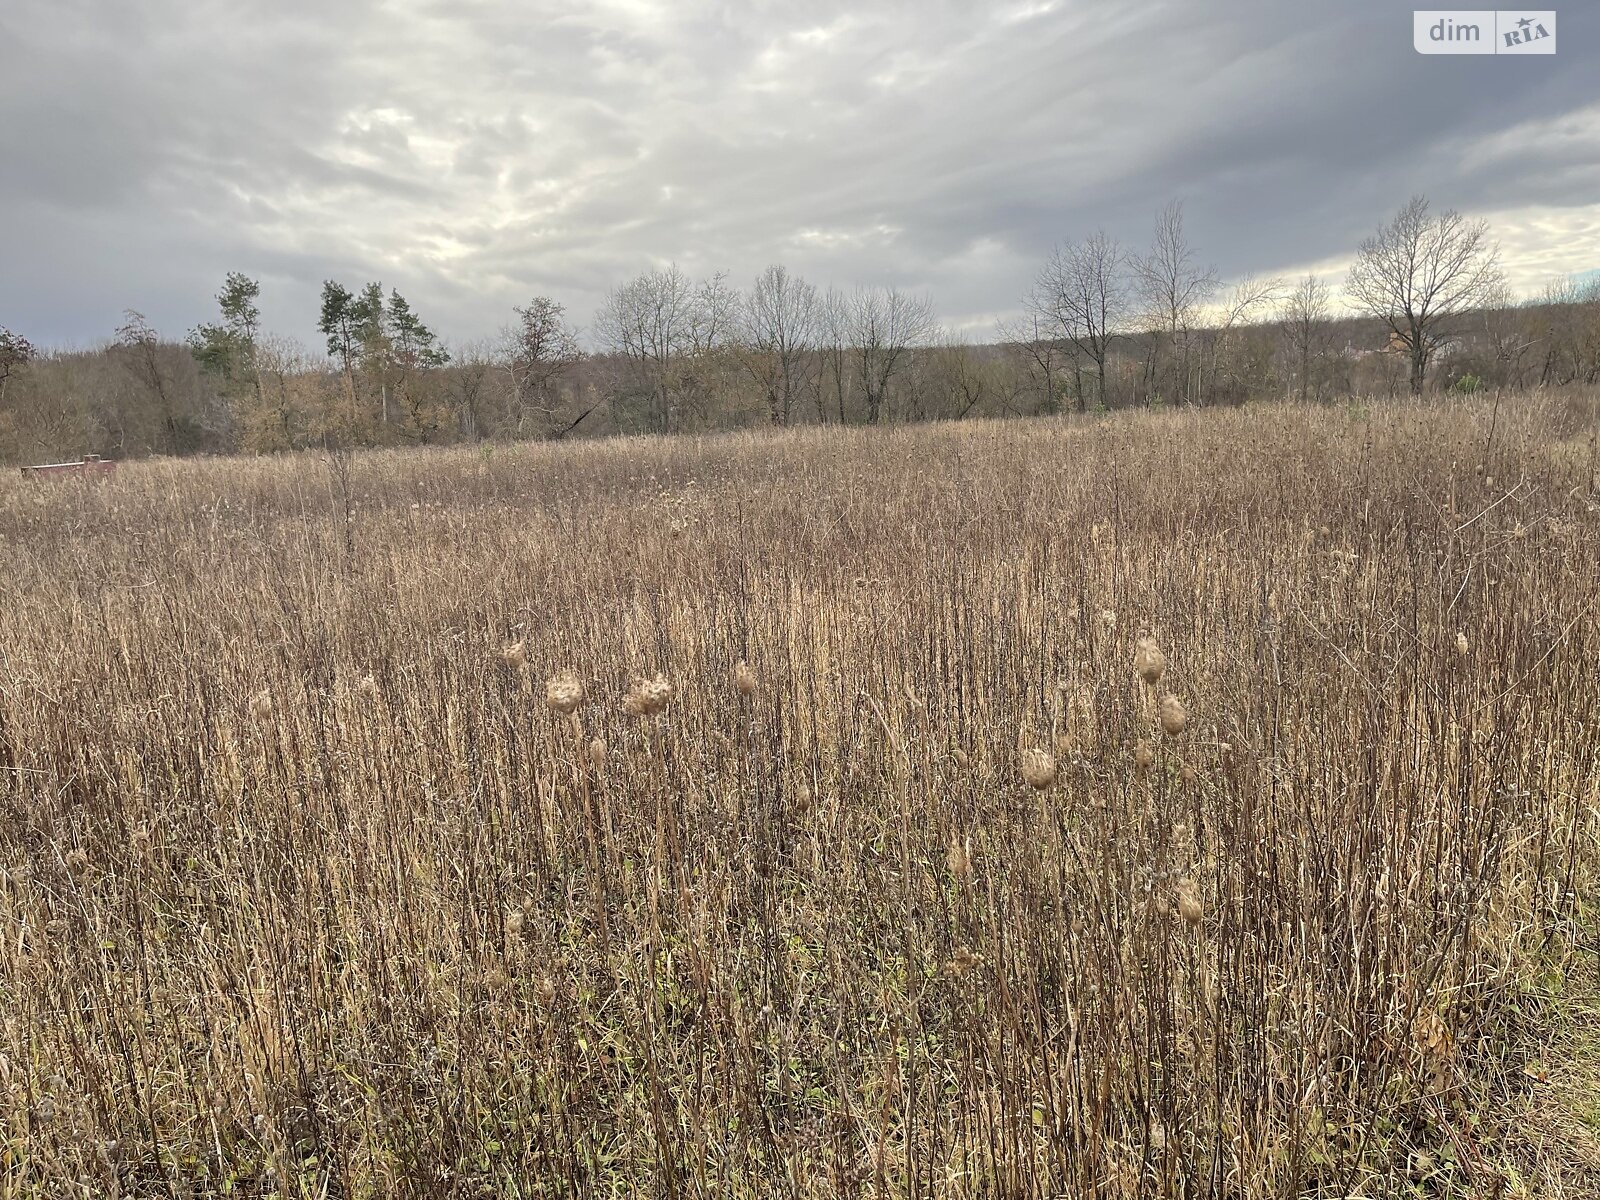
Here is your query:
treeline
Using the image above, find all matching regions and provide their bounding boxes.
[1,195,1598,462]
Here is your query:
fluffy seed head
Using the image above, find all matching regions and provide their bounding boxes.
[626,673,673,716]
[733,660,758,696]
[1020,748,1058,789]
[946,837,972,880]
[1158,693,1187,736]
[545,673,584,715]
[1175,879,1203,926]
[946,946,981,977]
[1134,636,1166,686]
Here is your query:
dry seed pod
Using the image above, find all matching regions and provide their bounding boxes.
[1175,879,1203,926]
[1158,694,1187,737]
[733,660,758,696]
[1020,748,1058,790]
[545,673,584,715]
[946,946,981,977]
[625,673,674,717]
[946,837,972,880]
[1134,636,1166,686]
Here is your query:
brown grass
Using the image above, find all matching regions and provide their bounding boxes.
[1,393,1598,1197]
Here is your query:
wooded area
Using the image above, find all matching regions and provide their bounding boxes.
[2,195,1595,462]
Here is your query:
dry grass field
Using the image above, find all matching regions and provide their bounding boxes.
[2,394,1599,1198]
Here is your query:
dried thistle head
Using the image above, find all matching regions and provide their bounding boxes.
[1020,748,1057,790]
[1134,635,1166,686]
[733,660,758,697]
[545,673,584,715]
[946,945,982,977]
[502,640,528,671]
[249,688,274,725]
[1175,878,1203,926]
[946,836,972,881]
[1158,693,1187,737]
[625,673,673,716]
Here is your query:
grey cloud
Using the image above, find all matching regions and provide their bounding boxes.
[2,0,1597,349]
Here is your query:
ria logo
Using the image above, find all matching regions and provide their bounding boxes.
[1413,10,1556,54]
[1500,12,1552,47]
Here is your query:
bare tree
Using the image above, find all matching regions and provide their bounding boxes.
[1133,200,1217,404]
[445,339,497,440]
[1277,275,1333,402]
[116,310,183,452]
[735,265,820,426]
[845,286,937,424]
[1475,280,1539,388]
[1029,232,1129,410]
[687,272,739,357]
[594,266,696,434]
[997,311,1066,415]
[1346,195,1502,395]
[1203,274,1284,403]
[820,288,854,424]
[502,298,585,437]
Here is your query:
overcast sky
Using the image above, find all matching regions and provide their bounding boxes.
[2,0,1597,351]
